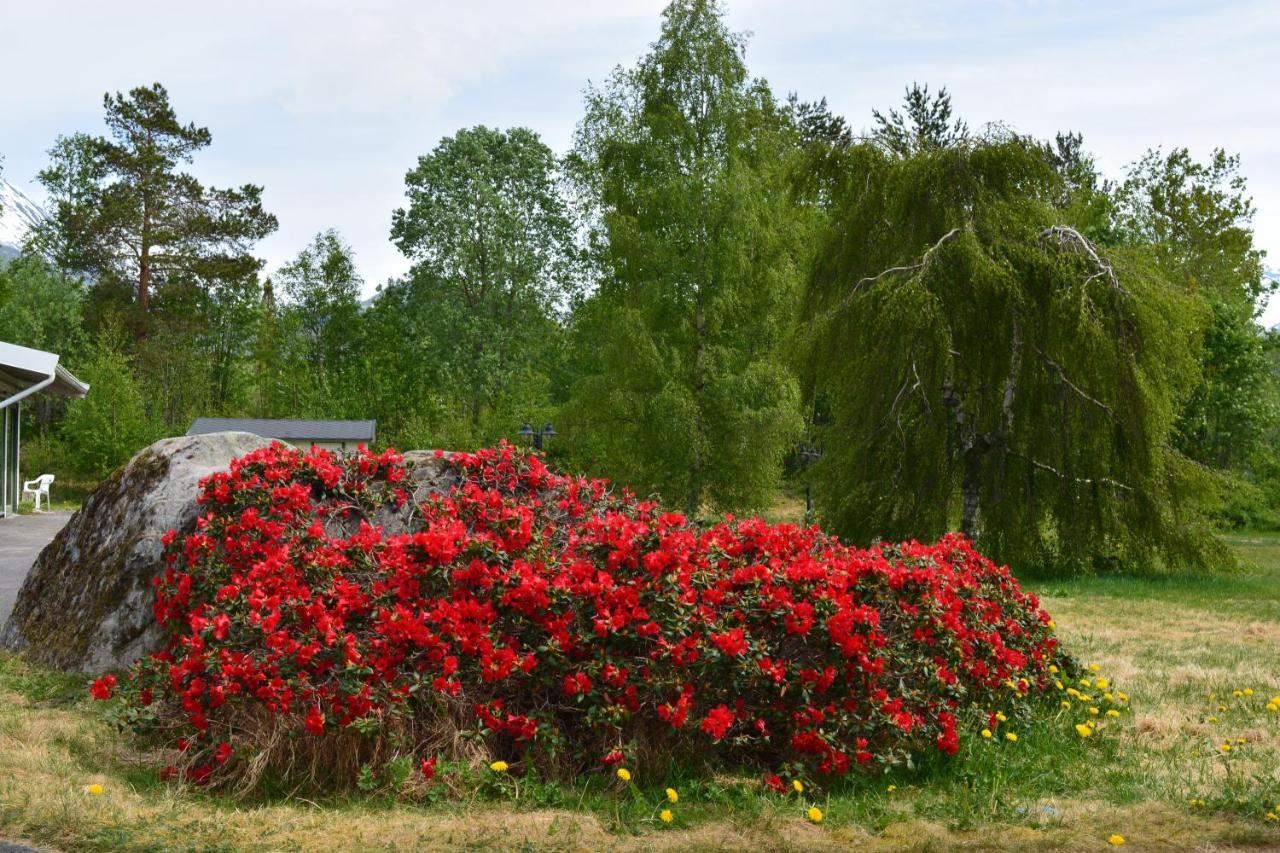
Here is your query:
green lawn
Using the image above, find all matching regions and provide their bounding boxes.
[2,535,1279,850]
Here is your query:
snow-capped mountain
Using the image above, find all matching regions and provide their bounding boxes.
[0,178,48,262]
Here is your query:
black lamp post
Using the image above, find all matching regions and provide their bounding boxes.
[519,422,557,451]
[797,444,823,516]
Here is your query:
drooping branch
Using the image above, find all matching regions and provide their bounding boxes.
[1034,346,1117,420]
[1040,225,1128,295]
[1007,449,1133,492]
[820,227,964,321]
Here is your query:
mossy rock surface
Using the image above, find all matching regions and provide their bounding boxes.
[0,432,276,674]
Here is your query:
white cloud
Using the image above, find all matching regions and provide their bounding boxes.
[2,0,1276,318]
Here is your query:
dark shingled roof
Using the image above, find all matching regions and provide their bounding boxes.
[186,418,376,442]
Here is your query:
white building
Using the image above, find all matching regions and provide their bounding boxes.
[1,341,90,517]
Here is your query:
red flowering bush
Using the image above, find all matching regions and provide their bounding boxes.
[95,441,1074,791]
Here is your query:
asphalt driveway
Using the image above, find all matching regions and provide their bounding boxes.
[0,511,72,628]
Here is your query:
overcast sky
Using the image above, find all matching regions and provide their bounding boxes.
[2,0,1277,318]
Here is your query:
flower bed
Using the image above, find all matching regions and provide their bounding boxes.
[94,442,1075,791]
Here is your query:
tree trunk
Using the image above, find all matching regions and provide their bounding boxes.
[960,467,981,541]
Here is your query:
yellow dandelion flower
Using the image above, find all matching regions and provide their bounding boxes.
[887,784,897,792]
[660,809,674,823]
[1088,663,1100,672]
[1078,694,1093,702]
[1061,700,1071,709]
[1055,680,1065,691]
[793,779,804,793]
[489,760,509,773]
[1106,709,1120,718]
[1067,688,1081,697]
[666,787,679,803]
[1218,705,1227,712]
[1079,678,1092,687]
[1047,620,1056,630]
[1243,688,1254,696]
[1235,737,1245,744]
[1267,813,1278,823]
[1219,743,1231,753]
[1116,691,1128,702]
[1266,703,1277,712]
[617,768,632,782]
[1103,692,1114,701]
[808,806,824,823]
[1233,690,1243,698]
[995,711,1007,722]
[1048,664,1059,673]
[1089,707,1100,716]
[982,728,993,738]
[1075,723,1093,737]
[1108,834,1126,845]
[1005,732,1018,742]
[1095,678,1109,690]
[84,783,104,796]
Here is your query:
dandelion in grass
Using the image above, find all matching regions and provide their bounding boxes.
[84,783,104,796]
[808,806,824,823]
[616,768,631,782]
[792,779,804,794]
[660,809,674,823]
[1005,732,1018,742]
[1089,707,1100,716]
[1219,743,1231,753]
[1088,663,1100,672]
[1243,688,1254,696]
[887,784,897,792]
[1108,834,1126,845]
[666,787,679,803]
[982,728,993,738]
[1106,709,1120,718]
[1075,723,1093,737]
[1060,701,1071,710]
[490,760,509,772]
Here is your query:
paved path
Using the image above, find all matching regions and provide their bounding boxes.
[0,511,72,628]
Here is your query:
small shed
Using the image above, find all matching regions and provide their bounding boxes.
[186,418,376,452]
[1,341,90,516]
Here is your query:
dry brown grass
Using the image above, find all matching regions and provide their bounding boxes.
[4,533,1280,850]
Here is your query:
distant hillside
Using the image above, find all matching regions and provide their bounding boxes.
[0,178,47,261]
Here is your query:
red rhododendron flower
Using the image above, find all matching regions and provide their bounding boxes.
[96,441,1077,788]
[90,673,116,700]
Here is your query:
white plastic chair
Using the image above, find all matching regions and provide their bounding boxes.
[22,474,54,512]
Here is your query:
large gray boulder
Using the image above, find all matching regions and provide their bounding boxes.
[0,432,276,674]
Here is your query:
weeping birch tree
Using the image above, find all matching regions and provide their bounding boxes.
[805,132,1224,574]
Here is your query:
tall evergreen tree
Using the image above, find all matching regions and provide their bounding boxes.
[34,83,277,337]
[805,126,1221,574]
[564,0,807,516]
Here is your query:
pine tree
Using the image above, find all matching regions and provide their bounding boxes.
[35,83,277,337]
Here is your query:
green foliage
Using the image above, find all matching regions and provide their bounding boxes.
[1114,148,1274,477]
[563,0,808,514]
[390,125,579,447]
[804,129,1224,574]
[61,333,157,477]
[34,82,277,336]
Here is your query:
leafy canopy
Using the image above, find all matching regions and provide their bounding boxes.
[564,0,808,515]
[805,130,1221,574]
